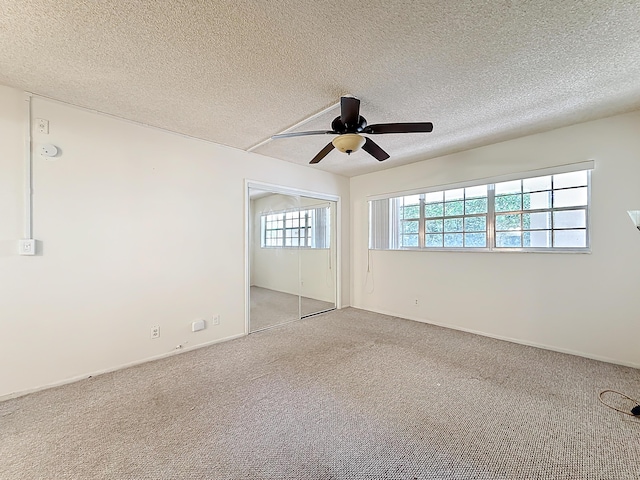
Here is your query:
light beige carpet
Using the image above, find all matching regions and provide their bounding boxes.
[250,286,335,331]
[1,308,639,479]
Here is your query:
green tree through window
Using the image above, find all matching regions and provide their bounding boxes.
[369,169,590,251]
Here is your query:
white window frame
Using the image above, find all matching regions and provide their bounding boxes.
[492,174,590,252]
[368,162,593,253]
[261,207,330,249]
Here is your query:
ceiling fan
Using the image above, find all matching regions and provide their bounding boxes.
[270,96,433,164]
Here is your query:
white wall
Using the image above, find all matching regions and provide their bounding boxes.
[0,85,350,399]
[251,194,336,303]
[351,111,640,368]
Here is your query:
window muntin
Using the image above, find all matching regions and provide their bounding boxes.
[399,194,420,247]
[493,171,588,249]
[424,184,488,248]
[263,214,284,247]
[261,207,330,248]
[368,169,590,252]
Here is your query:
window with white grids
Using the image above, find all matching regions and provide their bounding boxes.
[261,207,330,248]
[424,185,488,248]
[369,168,590,252]
[398,195,421,247]
[493,170,588,248]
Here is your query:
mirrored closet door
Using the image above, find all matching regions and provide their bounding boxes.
[248,187,337,332]
[299,198,337,317]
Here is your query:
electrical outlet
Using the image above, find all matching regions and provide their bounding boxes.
[18,239,36,256]
[414,299,419,306]
[150,325,160,339]
[213,315,220,326]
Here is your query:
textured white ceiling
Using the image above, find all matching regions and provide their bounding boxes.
[2,1,640,176]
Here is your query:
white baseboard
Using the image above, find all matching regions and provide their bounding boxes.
[5,307,634,403]
[0,332,246,403]
[355,305,640,370]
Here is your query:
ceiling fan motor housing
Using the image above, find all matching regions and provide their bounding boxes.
[332,115,367,133]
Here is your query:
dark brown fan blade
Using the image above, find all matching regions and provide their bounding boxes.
[340,96,361,127]
[363,122,433,134]
[271,130,335,139]
[309,142,335,164]
[362,137,390,162]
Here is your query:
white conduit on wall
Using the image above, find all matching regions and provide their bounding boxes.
[24,93,33,240]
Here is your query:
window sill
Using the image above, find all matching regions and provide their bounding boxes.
[370,247,592,254]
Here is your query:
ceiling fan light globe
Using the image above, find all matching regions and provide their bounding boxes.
[332,134,366,154]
